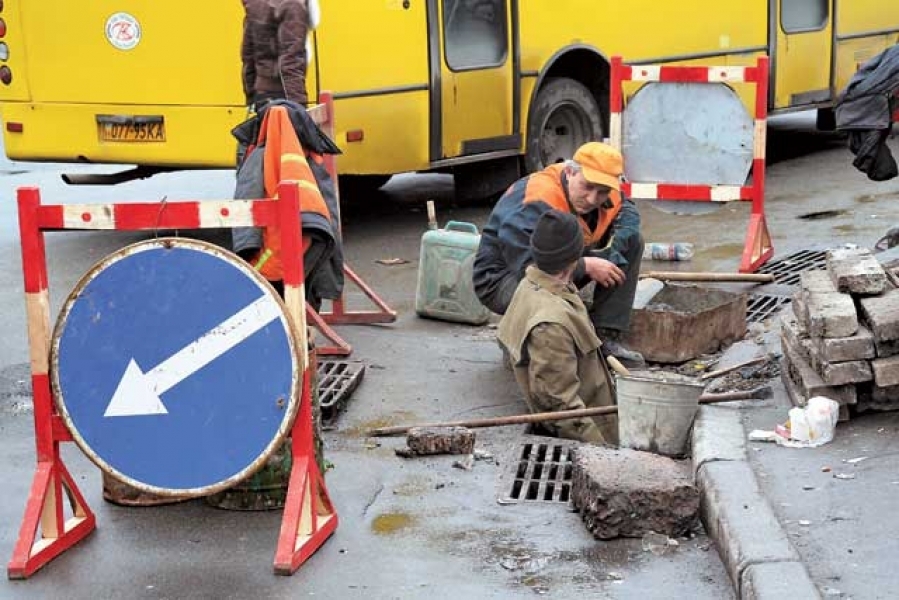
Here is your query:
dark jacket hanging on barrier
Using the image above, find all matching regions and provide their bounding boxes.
[835,44,899,182]
[231,100,344,302]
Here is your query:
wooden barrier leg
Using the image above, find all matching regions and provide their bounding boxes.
[9,187,96,579]
[274,182,338,575]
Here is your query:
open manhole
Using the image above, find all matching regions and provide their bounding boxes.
[499,439,574,504]
[317,360,365,421]
[755,248,828,286]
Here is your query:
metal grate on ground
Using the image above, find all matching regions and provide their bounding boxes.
[317,360,365,421]
[499,439,574,504]
[746,294,792,324]
[755,248,828,286]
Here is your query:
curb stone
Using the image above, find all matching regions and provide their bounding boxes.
[692,405,821,599]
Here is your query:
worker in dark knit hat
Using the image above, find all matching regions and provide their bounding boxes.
[497,210,618,445]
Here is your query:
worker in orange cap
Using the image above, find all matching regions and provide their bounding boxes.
[473,141,645,365]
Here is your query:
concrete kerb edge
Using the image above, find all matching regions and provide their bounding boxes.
[691,405,822,600]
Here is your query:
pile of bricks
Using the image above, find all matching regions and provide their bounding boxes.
[781,247,899,420]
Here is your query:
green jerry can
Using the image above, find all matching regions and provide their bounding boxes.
[415,202,491,325]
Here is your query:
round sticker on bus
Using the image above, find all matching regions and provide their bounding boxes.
[105,12,142,51]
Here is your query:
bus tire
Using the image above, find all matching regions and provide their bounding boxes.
[524,77,604,174]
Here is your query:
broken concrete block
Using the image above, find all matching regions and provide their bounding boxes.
[804,289,859,339]
[806,342,873,385]
[814,325,876,363]
[860,288,899,343]
[827,247,888,295]
[781,338,857,405]
[871,355,899,388]
[396,427,475,457]
[571,446,699,540]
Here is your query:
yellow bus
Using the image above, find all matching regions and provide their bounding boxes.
[0,1,897,192]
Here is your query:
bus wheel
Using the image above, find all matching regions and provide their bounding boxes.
[525,78,603,173]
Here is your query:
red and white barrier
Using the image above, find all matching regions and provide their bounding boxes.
[610,55,773,273]
[9,182,336,579]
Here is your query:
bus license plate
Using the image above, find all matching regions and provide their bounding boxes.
[96,115,166,142]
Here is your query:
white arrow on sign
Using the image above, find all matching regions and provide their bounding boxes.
[104,295,282,418]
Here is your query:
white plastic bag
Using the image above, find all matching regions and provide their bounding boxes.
[776,396,840,448]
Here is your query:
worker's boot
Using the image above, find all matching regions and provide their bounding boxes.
[597,328,646,368]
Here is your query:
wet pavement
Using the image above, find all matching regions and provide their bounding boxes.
[0,112,897,599]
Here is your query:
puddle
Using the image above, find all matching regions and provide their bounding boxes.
[371,512,417,535]
[798,209,847,220]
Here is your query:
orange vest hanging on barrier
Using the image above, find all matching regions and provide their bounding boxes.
[254,105,332,282]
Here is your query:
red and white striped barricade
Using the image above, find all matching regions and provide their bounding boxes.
[610,55,773,273]
[9,182,336,579]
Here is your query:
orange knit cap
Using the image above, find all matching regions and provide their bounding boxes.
[573,142,623,191]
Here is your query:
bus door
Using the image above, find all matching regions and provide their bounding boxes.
[772,0,835,109]
[429,0,517,161]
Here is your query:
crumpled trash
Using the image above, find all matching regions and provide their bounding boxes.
[749,397,840,448]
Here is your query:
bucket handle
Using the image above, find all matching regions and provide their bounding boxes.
[444,221,479,235]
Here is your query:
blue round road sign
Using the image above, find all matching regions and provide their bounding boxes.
[51,238,299,496]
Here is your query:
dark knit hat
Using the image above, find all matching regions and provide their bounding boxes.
[530,210,583,273]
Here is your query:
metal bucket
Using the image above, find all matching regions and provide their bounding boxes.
[616,373,704,457]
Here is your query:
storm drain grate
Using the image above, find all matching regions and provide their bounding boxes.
[747,294,792,324]
[317,360,365,421]
[502,441,574,504]
[755,249,828,286]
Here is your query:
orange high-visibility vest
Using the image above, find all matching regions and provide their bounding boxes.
[255,105,332,282]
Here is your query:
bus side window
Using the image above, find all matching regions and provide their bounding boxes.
[443,0,508,71]
[781,0,829,33]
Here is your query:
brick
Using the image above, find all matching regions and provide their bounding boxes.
[781,340,857,405]
[800,269,838,294]
[804,289,859,339]
[397,427,475,457]
[827,247,888,295]
[871,355,899,388]
[780,313,810,362]
[808,342,873,385]
[860,288,899,342]
[791,291,811,331]
[815,325,876,362]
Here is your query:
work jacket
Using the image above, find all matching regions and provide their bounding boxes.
[241,0,310,105]
[835,44,899,181]
[231,104,343,299]
[473,163,639,301]
[497,266,618,445]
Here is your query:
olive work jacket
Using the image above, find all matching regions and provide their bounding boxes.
[497,266,618,445]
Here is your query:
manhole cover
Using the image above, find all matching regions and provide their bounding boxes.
[747,294,792,324]
[317,360,365,421]
[498,438,574,504]
[755,249,828,286]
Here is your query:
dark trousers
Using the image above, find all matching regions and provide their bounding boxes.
[578,235,644,333]
[268,233,330,312]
